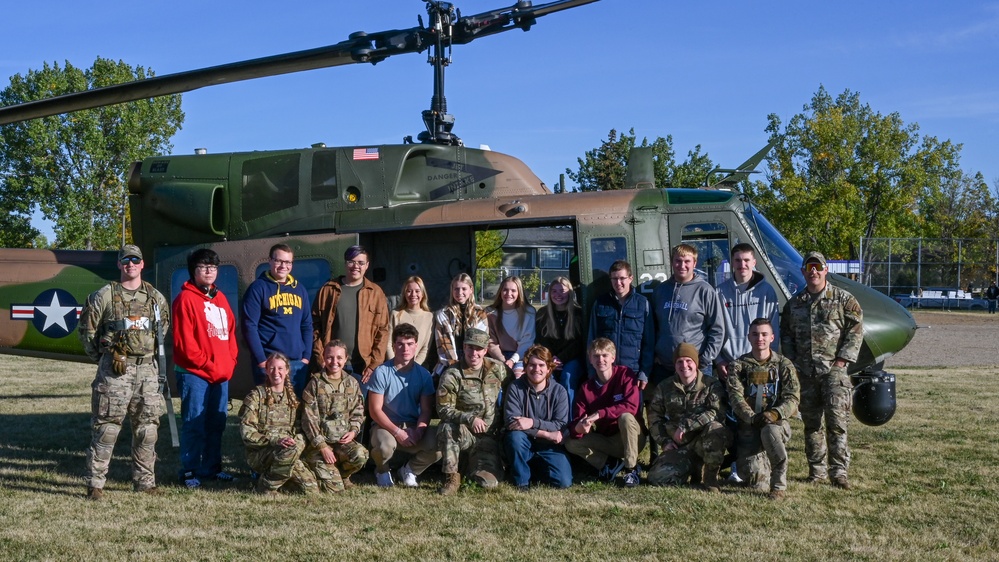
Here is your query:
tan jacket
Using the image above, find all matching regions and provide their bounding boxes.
[311,277,389,371]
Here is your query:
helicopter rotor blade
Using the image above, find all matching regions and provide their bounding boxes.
[0,0,600,126]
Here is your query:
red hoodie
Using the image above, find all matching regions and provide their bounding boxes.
[172,280,238,384]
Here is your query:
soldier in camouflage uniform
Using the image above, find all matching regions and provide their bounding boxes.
[647,342,731,491]
[780,251,863,490]
[727,318,800,500]
[302,340,369,492]
[79,245,170,500]
[436,328,508,495]
[239,352,317,495]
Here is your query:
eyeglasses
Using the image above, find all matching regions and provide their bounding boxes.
[119,257,142,265]
[195,265,219,272]
[802,263,826,273]
[346,260,368,267]
[609,276,631,283]
[270,258,293,266]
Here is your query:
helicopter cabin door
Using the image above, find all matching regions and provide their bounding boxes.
[631,206,670,299]
[669,215,733,289]
[153,232,359,398]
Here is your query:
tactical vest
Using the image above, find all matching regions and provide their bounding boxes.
[104,281,158,357]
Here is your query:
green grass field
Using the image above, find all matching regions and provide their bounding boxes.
[1,355,996,561]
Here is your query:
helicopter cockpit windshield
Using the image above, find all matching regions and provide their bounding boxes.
[743,205,805,296]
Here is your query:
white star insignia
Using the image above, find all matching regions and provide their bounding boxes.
[35,292,76,332]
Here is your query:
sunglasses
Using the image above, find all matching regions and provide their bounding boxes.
[119,257,142,265]
[802,263,826,273]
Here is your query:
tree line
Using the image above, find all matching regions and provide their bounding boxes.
[2,56,994,260]
[564,85,998,261]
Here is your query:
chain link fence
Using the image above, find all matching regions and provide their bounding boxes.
[861,237,999,297]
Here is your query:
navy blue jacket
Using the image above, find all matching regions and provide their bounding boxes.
[586,288,654,382]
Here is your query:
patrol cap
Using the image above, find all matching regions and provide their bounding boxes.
[801,251,827,267]
[463,328,490,349]
[673,342,699,368]
[119,244,143,261]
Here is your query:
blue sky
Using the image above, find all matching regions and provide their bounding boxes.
[3,1,998,239]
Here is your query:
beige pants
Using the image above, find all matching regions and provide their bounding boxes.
[370,424,441,474]
[564,413,646,469]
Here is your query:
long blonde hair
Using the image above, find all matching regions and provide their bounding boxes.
[448,272,478,319]
[396,275,430,312]
[263,352,299,409]
[491,275,528,329]
[541,276,580,338]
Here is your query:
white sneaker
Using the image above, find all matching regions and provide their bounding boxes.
[375,470,395,488]
[727,462,743,483]
[397,464,418,488]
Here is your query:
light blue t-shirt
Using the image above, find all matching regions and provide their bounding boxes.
[367,361,434,424]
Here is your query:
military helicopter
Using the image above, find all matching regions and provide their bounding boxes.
[0,0,911,426]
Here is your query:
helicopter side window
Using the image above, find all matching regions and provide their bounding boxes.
[242,154,301,221]
[680,222,730,289]
[589,237,627,280]
[311,151,337,201]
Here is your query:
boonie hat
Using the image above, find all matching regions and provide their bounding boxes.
[801,251,826,267]
[119,244,143,261]
[464,328,490,349]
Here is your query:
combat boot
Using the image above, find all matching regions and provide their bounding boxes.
[831,475,851,490]
[767,489,785,501]
[86,486,103,501]
[438,472,461,496]
[701,464,721,493]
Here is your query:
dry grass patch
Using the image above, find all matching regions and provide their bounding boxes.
[1,356,997,561]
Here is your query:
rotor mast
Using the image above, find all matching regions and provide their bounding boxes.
[418,1,459,145]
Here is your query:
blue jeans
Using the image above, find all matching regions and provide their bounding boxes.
[556,359,584,409]
[177,370,229,479]
[504,431,573,488]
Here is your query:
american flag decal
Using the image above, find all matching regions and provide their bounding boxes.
[352,147,380,160]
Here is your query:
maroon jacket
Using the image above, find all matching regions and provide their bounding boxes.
[570,365,641,438]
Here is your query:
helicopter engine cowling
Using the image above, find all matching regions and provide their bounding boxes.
[148,182,228,236]
[851,370,896,426]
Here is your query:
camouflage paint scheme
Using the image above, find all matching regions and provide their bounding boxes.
[1,146,917,401]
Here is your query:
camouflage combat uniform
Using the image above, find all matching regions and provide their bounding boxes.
[727,352,800,491]
[646,372,731,486]
[239,386,317,494]
[301,372,369,492]
[436,357,507,486]
[79,280,170,492]
[780,283,863,481]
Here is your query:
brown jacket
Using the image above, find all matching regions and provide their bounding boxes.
[311,277,389,371]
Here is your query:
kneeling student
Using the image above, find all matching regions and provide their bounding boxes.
[240,352,317,495]
[726,318,799,500]
[564,338,644,487]
[503,344,572,490]
[647,343,731,492]
[302,340,369,492]
[436,328,508,495]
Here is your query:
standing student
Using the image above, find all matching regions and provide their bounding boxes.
[487,275,536,378]
[172,248,239,489]
[387,276,434,366]
[535,277,585,406]
[311,245,389,389]
[433,273,488,378]
[242,243,312,395]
